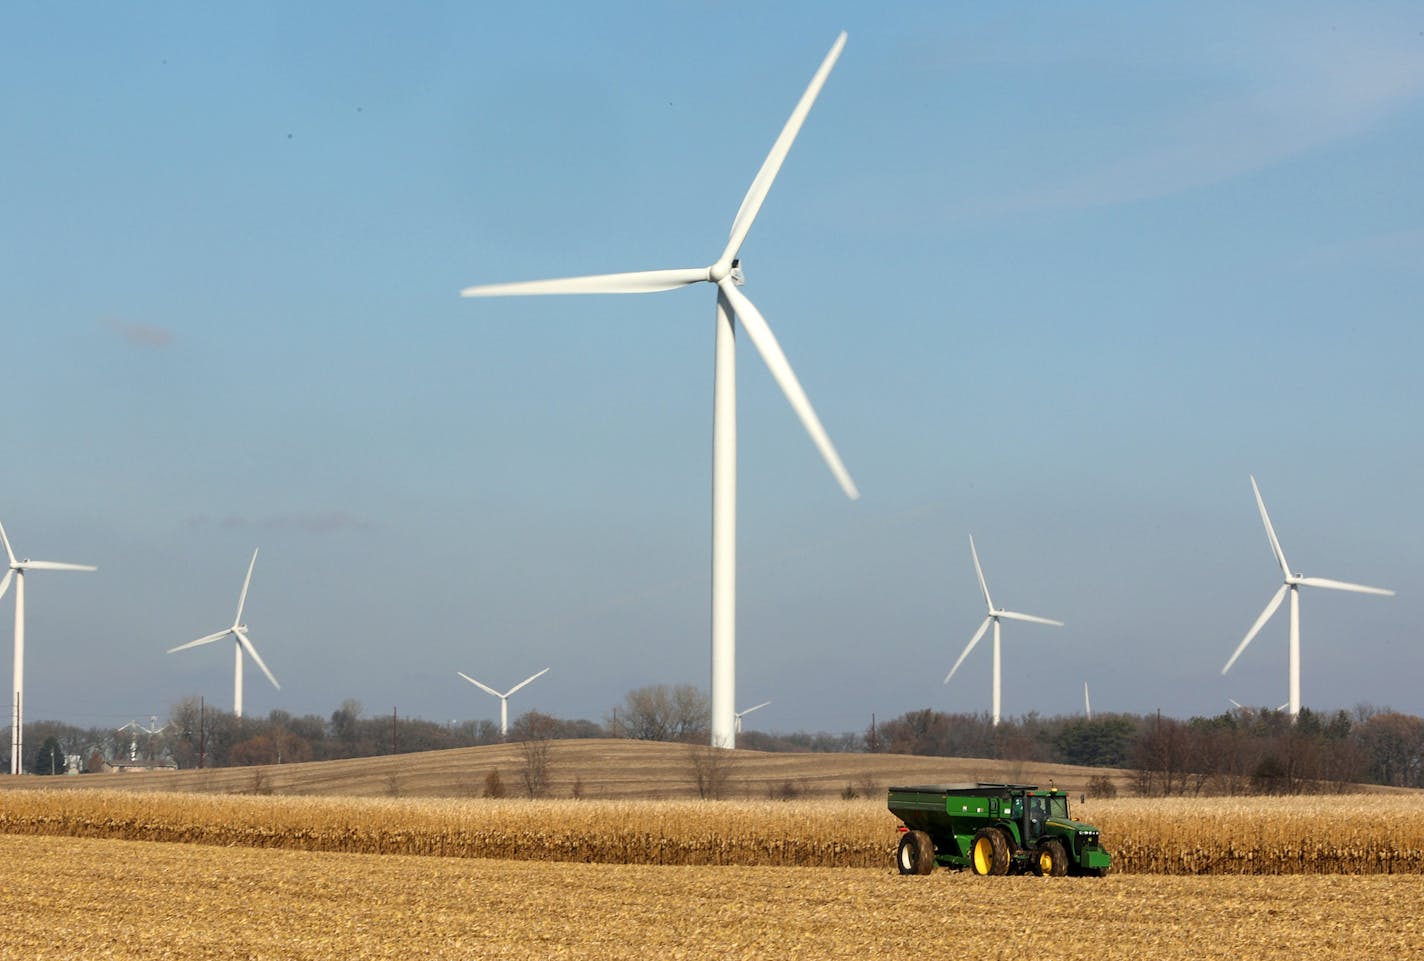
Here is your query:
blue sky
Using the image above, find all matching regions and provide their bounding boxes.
[3,2,1420,736]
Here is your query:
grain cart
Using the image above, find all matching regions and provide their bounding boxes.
[887,782,1111,877]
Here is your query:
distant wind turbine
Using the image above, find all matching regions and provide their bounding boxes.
[461,33,857,750]
[457,668,550,737]
[1228,697,1289,712]
[1084,682,1091,721]
[0,518,96,775]
[734,700,771,734]
[168,549,279,718]
[1221,476,1394,719]
[944,535,1063,726]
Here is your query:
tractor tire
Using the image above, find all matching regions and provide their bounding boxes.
[1087,863,1111,878]
[970,827,1010,876]
[1034,839,1069,877]
[896,830,936,875]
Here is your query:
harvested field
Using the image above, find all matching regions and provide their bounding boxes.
[4,788,1424,874]
[3,833,1422,961]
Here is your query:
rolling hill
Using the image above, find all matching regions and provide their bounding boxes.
[6,738,1130,799]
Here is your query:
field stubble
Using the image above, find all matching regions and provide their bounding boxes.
[2,833,1421,961]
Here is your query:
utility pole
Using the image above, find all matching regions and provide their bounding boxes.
[392,706,398,755]
[198,697,206,770]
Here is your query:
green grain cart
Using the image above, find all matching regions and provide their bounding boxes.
[887,782,1111,877]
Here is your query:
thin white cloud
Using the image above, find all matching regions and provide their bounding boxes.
[185,511,373,534]
[996,21,1424,213]
[102,318,175,348]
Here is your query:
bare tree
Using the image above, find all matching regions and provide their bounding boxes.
[686,743,738,799]
[606,685,710,742]
[514,711,559,798]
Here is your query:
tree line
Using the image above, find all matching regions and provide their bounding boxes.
[10,688,1424,793]
[871,704,1424,793]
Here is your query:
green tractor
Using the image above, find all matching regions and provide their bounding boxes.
[887,782,1111,877]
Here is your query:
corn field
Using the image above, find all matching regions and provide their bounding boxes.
[1091,796,1424,874]
[3,788,1423,873]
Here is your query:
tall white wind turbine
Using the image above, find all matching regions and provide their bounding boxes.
[461,34,857,749]
[0,519,96,775]
[457,668,550,737]
[734,700,771,734]
[168,549,279,718]
[944,536,1063,726]
[1222,476,1394,719]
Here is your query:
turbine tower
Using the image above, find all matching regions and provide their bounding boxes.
[943,535,1063,726]
[460,33,858,750]
[734,700,771,734]
[1222,476,1394,719]
[457,668,549,737]
[0,519,96,775]
[168,549,279,717]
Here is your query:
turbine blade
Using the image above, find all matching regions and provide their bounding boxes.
[1222,583,1288,674]
[16,560,97,572]
[0,570,11,600]
[997,610,1064,627]
[719,280,858,499]
[457,671,502,699]
[0,519,14,566]
[168,629,233,654]
[504,667,550,697]
[1250,476,1291,578]
[969,535,993,612]
[235,628,280,690]
[720,31,847,264]
[1295,576,1394,596]
[944,617,992,684]
[234,549,258,625]
[740,700,772,717]
[461,268,708,298]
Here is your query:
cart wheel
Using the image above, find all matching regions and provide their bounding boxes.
[897,830,936,875]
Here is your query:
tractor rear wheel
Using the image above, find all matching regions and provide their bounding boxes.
[896,830,936,875]
[970,827,1010,876]
[1034,839,1069,877]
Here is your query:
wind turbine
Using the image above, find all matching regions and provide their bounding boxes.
[1084,682,1091,721]
[168,549,279,718]
[460,33,858,750]
[1228,697,1289,712]
[457,667,549,737]
[734,700,771,734]
[1221,476,1394,719]
[0,518,96,775]
[943,535,1063,726]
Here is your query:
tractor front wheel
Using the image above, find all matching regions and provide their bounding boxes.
[1034,839,1069,877]
[896,830,936,875]
[970,827,1010,876]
